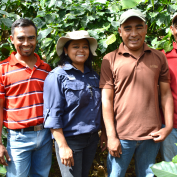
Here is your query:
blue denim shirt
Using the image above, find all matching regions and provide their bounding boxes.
[43,62,102,137]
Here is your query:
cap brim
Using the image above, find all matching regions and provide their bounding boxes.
[121,15,146,25]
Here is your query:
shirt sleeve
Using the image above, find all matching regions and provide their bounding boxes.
[99,57,114,89]
[0,72,5,99]
[43,71,65,129]
[159,53,170,83]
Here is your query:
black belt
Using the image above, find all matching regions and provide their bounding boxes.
[14,124,44,132]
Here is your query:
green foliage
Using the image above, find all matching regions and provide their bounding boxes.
[172,155,177,163]
[151,144,177,177]
[0,166,6,177]
[1,0,177,176]
[0,127,7,176]
[121,0,143,9]
[151,161,177,177]
[0,0,177,68]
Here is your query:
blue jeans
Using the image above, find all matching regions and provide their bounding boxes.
[55,132,99,177]
[6,128,53,177]
[160,124,177,162]
[107,139,160,177]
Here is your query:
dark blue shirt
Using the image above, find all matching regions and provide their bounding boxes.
[43,62,102,137]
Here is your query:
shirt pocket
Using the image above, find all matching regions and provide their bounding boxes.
[89,79,101,102]
[64,80,90,107]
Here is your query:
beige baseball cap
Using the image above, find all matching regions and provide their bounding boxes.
[56,30,97,56]
[120,9,146,25]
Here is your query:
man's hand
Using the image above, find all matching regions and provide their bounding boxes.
[150,127,172,143]
[59,145,74,167]
[0,144,11,166]
[107,137,122,158]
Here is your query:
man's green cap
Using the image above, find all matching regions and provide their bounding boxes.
[172,12,177,24]
[120,9,146,25]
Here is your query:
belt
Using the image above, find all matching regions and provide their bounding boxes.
[14,124,44,132]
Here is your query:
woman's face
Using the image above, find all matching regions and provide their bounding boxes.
[64,39,90,67]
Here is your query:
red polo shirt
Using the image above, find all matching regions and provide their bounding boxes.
[162,42,177,128]
[0,52,51,129]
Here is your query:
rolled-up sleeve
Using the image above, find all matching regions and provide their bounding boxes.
[43,71,65,129]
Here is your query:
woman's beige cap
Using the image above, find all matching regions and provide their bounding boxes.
[56,30,97,56]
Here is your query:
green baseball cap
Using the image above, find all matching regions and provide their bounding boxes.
[172,12,177,24]
[120,9,146,25]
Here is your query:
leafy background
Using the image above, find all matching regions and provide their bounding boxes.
[0,0,176,176]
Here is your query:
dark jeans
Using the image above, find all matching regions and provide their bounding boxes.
[55,132,99,177]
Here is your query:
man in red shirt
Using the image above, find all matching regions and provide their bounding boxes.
[0,18,52,177]
[160,13,177,162]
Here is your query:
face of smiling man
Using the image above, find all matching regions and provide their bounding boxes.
[10,25,37,59]
[118,16,147,56]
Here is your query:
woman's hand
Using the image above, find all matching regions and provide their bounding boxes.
[59,145,74,167]
[51,128,75,167]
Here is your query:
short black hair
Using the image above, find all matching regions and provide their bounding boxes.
[173,18,177,26]
[11,18,37,36]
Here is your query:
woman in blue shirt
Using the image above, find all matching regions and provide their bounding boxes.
[43,30,106,177]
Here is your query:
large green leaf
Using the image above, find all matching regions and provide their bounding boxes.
[37,28,53,40]
[0,10,8,16]
[106,34,116,45]
[164,42,173,53]
[2,0,8,3]
[41,38,53,49]
[151,161,177,177]
[55,1,62,7]
[40,0,46,8]
[1,18,13,28]
[33,17,46,29]
[0,166,6,175]
[172,155,177,163]
[121,0,142,9]
[48,0,56,8]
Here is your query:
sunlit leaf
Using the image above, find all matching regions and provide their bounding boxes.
[0,166,6,175]
[108,4,120,13]
[37,11,46,17]
[48,0,56,8]
[151,0,154,9]
[95,0,107,4]
[121,0,142,9]
[111,21,120,28]
[2,0,8,3]
[172,155,177,163]
[56,1,62,7]
[164,42,173,53]
[151,161,177,177]
[40,0,46,8]
[106,34,116,45]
